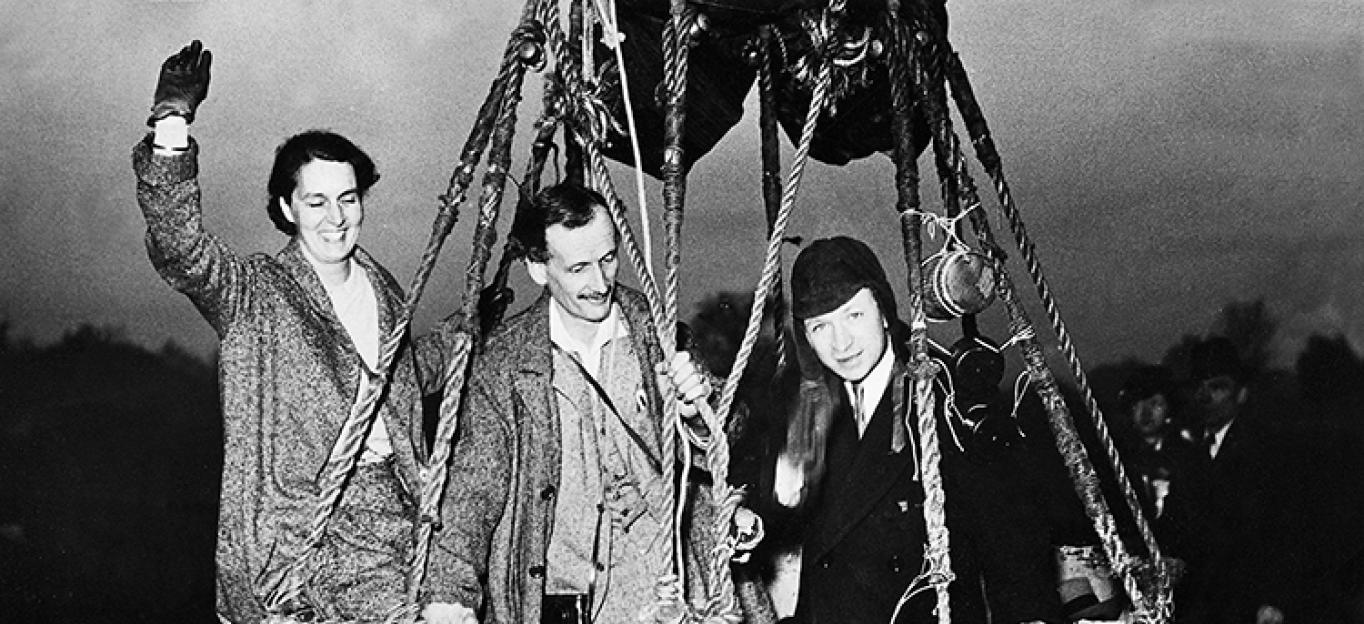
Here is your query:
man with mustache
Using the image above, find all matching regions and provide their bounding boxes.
[424,183,716,624]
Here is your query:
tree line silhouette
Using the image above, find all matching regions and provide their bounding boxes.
[2,294,1362,621]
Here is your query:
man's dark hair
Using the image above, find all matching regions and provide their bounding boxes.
[1119,364,1175,411]
[1191,336,1245,383]
[266,130,380,236]
[509,182,612,262]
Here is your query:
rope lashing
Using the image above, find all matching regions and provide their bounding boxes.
[260,23,540,617]
[658,0,696,577]
[889,17,952,623]
[407,45,532,603]
[945,48,1165,560]
[944,129,1169,620]
[716,0,849,423]
[943,48,1172,621]
[755,25,790,375]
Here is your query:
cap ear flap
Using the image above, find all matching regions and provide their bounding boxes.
[792,321,825,381]
[778,361,835,509]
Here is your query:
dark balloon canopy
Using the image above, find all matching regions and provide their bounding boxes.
[597,0,948,177]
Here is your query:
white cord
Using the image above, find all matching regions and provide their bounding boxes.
[591,0,655,280]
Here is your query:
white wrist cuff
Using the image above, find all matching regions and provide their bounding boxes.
[152,116,190,152]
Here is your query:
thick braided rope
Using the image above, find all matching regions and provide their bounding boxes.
[942,53,1169,618]
[756,26,790,374]
[717,0,849,421]
[658,2,692,576]
[263,34,527,616]
[942,51,1163,560]
[406,53,530,602]
[539,0,664,320]
[889,18,952,623]
[983,138,1170,621]
[698,410,744,622]
[945,135,1157,616]
[542,0,700,596]
[911,364,954,623]
[540,0,668,348]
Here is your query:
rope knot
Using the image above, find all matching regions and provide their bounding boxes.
[512,21,548,71]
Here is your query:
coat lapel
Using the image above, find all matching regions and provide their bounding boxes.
[614,287,665,469]
[352,246,425,486]
[804,377,920,564]
[513,290,558,437]
[275,242,424,490]
[275,241,355,392]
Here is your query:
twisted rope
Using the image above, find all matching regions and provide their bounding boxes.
[756,25,790,375]
[539,0,665,323]
[658,0,694,576]
[888,18,952,624]
[262,26,533,616]
[716,0,848,422]
[590,0,657,278]
[943,51,1170,620]
[407,41,531,603]
[944,131,1156,616]
[907,364,955,623]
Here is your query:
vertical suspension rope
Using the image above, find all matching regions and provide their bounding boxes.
[406,45,530,603]
[715,0,848,427]
[658,0,693,577]
[539,0,665,326]
[756,25,790,374]
[891,20,952,623]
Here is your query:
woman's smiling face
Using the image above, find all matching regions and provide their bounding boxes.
[280,159,364,268]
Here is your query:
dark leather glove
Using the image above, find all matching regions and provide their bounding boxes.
[148,40,212,126]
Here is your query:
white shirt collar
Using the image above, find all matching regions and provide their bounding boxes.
[1207,418,1236,459]
[548,297,629,375]
[843,342,896,437]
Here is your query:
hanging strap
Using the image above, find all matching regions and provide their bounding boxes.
[554,343,664,476]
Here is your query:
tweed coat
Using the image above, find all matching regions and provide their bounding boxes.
[133,137,461,622]
[786,359,1059,624]
[425,287,716,623]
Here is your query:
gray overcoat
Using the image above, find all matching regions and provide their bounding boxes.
[425,287,717,623]
[133,137,461,622]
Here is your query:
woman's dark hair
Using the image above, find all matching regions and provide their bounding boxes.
[266,130,380,235]
[508,182,611,262]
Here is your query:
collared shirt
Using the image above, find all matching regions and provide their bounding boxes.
[1207,419,1235,459]
[843,343,895,438]
[323,261,392,463]
[544,296,669,615]
[548,298,629,376]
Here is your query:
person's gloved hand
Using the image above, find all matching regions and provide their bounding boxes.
[730,506,765,563]
[148,40,212,126]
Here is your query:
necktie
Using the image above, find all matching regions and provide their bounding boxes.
[853,383,867,437]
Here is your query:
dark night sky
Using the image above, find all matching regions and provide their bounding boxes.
[3,0,1363,371]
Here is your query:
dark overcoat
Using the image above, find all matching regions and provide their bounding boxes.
[791,360,1060,624]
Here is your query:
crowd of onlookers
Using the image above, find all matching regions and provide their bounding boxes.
[721,328,1364,624]
[1104,337,1364,623]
